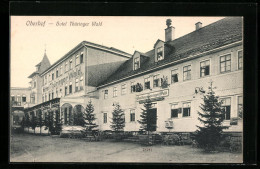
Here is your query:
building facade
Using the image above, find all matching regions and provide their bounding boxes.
[10,87,32,127]
[25,17,243,134]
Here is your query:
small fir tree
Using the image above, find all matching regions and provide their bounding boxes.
[31,114,37,134]
[36,110,44,135]
[52,109,62,135]
[44,110,54,135]
[24,112,30,133]
[84,101,98,132]
[138,97,157,134]
[73,106,85,126]
[194,81,229,152]
[110,103,125,133]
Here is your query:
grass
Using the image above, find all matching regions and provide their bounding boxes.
[10,133,243,163]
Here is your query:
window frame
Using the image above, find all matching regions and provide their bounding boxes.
[144,77,151,90]
[80,52,84,64]
[69,59,73,70]
[76,54,79,66]
[237,95,243,119]
[75,78,79,92]
[156,46,164,61]
[69,81,72,94]
[103,112,107,123]
[133,57,140,70]
[182,102,191,117]
[113,86,118,97]
[130,109,135,122]
[220,53,231,73]
[171,69,179,84]
[183,65,191,81]
[130,82,136,93]
[171,103,179,118]
[153,75,160,88]
[220,97,231,120]
[200,59,210,77]
[121,84,127,95]
[237,50,243,70]
[104,89,108,99]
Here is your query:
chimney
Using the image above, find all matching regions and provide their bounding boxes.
[195,22,202,30]
[165,19,175,42]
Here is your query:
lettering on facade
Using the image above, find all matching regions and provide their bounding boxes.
[43,67,83,92]
[136,89,169,104]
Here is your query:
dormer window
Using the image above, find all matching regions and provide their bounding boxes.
[157,47,164,61]
[134,57,140,70]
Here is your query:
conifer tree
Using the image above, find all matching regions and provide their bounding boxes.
[194,81,229,151]
[73,105,85,126]
[31,114,37,134]
[110,103,125,133]
[24,112,30,133]
[138,97,157,134]
[36,110,44,135]
[84,101,98,131]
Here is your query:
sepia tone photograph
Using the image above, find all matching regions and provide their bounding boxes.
[10,16,243,163]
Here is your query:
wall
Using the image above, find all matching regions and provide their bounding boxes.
[96,44,243,133]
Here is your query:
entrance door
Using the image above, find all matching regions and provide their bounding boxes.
[149,108,157,131]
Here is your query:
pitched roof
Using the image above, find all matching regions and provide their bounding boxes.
[98,17,242,87]
[40,41,131,76]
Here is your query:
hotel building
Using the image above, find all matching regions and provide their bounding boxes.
[24,17,243,134]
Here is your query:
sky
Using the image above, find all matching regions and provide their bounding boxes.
[10,16,225,88]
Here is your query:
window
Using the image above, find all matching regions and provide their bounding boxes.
[134,57,140,70]
[34,81,36,88]
[103,113,107,123]
[60,89,62,98]
[171,69,178,83]
[60,66,63,76]
[220,54,231,73]
[65,85,68,95]
[80,52,84,64]
[183,65,191,81]
[42,95,44,102]
[65,62,68,72]
[44,76,47,85]
[69,59,72,70]
[45,94,47,101]
[157,47,163,61]
[171,104,179,118]
[49,93,51,101]
[144,77,150,90]
[52,91,54,99]
[56,68,59,78]
[52,73,54,80]
[113,87,117,97]
[121,84,126,95]
[130,109,135,122]
[104,90,108,99]
[182,102,191,117]
[238,96,243,119]
[56,89,58,98]
[76,54,79,65]
[153,75,160,87]
[79,76,83,90]
[200,60,210,77]
[221,98,231,120]
[131,82,136,93]
[238,50,243,69]
[75,78,79,92]
[22,96,26,102]
[11,96,15,101]
[17,95,21,103]
[69,82,72,94]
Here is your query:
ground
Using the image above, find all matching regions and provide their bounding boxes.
[10,133,242,163]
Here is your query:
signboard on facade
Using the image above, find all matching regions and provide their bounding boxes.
[136,89,169,104]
